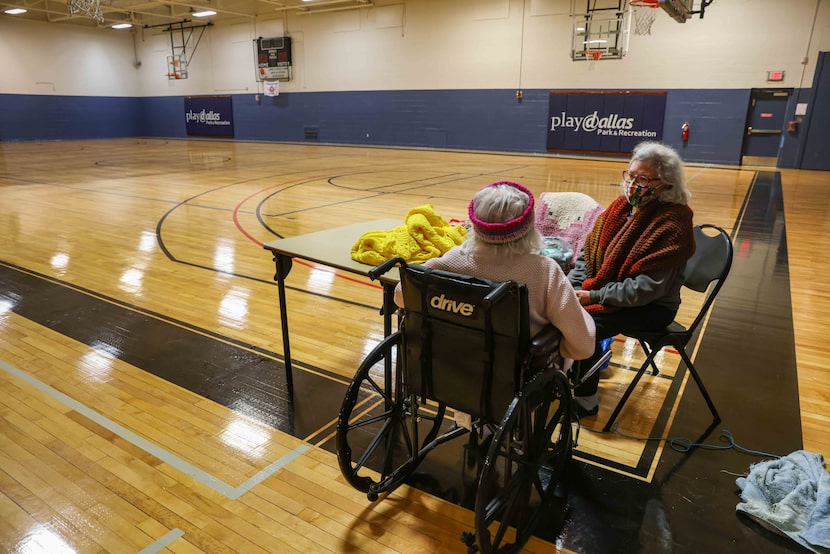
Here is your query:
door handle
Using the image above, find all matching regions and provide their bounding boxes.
[747,127,783,136]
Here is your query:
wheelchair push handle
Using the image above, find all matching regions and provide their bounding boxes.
[483,281,517,307]
[368,257,406,281]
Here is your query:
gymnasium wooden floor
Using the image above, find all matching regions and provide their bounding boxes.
[0,138,827,553]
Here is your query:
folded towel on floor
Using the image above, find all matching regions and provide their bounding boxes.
[736,450,830,553]
[351,204,466,265]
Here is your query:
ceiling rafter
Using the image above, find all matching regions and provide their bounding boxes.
[1,0,372,28]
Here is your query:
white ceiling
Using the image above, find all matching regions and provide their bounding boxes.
[1,0,372,29]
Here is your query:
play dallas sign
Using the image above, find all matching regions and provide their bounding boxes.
[546,91,667,155]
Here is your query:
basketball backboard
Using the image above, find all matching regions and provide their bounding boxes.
[571,0,630,61]
[167,54,188,80]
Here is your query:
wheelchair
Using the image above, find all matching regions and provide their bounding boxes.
[336,257,588,553]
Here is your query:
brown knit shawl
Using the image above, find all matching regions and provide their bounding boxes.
[581,195,695,315]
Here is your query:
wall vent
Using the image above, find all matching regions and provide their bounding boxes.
[304,126,319,140]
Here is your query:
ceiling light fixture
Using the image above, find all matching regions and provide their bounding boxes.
[112,23,132,28]
[192,10,216,17]
[4,7,27,14]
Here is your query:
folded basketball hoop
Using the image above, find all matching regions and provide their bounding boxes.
[630,0,660,35]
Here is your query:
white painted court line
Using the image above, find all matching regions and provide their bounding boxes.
[0,358,310,500]
[138,528,184,554]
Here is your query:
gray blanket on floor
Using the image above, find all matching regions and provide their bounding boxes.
[736,450,830,553]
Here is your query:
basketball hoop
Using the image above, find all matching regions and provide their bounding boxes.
[585,49,604,70]
[67,0,103,23]
[630,0,660,35]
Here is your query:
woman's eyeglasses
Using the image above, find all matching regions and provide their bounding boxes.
[622,170,661,188]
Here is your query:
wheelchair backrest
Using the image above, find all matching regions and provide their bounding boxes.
[398,263,530,422]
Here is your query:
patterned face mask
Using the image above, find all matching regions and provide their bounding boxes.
[624,180,659,208]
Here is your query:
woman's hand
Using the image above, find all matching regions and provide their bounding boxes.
[575,290,592,305]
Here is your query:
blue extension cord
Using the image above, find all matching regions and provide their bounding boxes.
[580,425,783,459]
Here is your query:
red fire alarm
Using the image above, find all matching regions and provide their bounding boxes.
[515,90,523,100]
[767,70,785,82]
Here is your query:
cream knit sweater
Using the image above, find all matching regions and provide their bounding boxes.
[394,246,596,361]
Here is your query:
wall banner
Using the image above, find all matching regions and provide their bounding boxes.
[547,91,667,155]
[184,96,234,137]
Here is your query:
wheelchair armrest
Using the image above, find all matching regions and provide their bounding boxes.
[529,324,562,356]
[369,257,406,281]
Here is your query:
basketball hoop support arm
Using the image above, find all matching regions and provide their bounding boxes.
[691,0,714,18]
[145,20,213,68]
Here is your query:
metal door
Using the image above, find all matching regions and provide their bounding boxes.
[741,89,792,166]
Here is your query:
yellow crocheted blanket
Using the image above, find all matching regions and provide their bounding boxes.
[351,205,466,265]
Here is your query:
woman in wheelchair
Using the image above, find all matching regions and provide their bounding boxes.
[393,179,595,362]
[340,181,597,553]
[568,141,695,418]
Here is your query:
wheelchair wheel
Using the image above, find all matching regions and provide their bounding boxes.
[336,331,446,499]
[474,370,573,553]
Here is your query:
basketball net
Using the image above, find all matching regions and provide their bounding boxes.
[585,49,603,70]
[67,0,104,23]
[630,0,659,35]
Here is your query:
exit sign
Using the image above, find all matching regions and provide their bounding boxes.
[767,70,785,81]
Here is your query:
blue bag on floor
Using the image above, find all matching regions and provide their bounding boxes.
[599,337,613,370]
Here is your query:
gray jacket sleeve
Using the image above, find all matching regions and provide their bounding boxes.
[588,266,683,309]
[567,250,684,310]
[567,251,588,288]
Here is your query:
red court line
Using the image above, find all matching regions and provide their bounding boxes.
[232,181,383,290]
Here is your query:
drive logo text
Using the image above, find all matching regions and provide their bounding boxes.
[429,294,475,316]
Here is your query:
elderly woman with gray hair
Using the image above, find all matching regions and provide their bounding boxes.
[394,180,595,363]
[568,141,696,418]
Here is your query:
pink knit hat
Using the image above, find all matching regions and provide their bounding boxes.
[468,181,535,244]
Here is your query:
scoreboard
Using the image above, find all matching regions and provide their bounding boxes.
[256,36,292,81]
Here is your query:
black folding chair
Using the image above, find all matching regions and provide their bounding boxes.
[603,224,734,432]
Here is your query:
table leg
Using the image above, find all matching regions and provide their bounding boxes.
[272,253,294,395]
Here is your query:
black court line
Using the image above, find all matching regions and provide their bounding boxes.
[0,261,348,439]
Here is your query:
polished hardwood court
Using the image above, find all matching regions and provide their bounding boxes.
[0,138,827,553]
